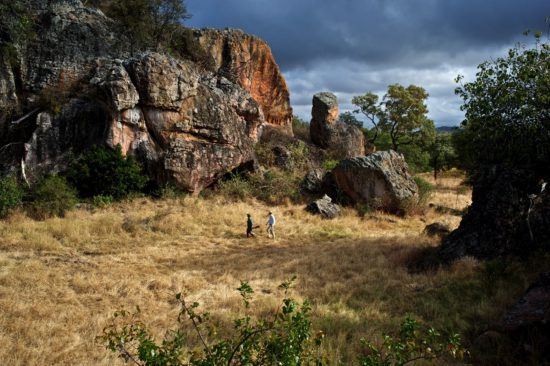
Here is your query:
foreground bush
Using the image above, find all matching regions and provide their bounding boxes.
[101,279,466,366]
[360,316,466,366]
[101,278,322,365]
[68,145,147,200]
[27,175,77,219]
[0,175,24,218]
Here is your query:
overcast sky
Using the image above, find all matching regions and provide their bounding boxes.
[186,1,549,126]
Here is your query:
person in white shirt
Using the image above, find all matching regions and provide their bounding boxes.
[266,211,276,239]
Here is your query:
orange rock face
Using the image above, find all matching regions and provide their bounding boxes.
[182,29,293,134]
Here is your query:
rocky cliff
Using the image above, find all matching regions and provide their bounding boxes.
[178,28,293,133]
[439,167,550,261]
[0,0,292,193]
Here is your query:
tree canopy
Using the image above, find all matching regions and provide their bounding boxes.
[351,84,436,172]
[454,34,550,176]
[430,133,457,180]
[95,0,191,53]
[352,85,435,153]
[0,2,34,63]
[339,111,363,129]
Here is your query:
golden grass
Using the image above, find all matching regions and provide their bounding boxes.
[0,176,545,365]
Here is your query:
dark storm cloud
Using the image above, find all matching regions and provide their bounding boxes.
[186,0,550,125]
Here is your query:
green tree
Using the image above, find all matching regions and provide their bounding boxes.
[67,145,147,200]
[101,278,324,365]
[352,86,436,153]
[339,111,363,128]
[352,92,383,145]
[429,133,457,180]
[0,175,23,218]
[292,115,310,141]
[381,84,435,152]
[28,175,77,219]
[0,2,34,64]
[454,33,550,175]
[104,0,190,54]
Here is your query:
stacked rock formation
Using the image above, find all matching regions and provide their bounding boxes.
[309,92,365,159]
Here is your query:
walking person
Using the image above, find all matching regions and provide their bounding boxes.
[246,214,257,238]
[266,211,276,239]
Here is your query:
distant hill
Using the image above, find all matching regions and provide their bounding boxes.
[436,126,459,133]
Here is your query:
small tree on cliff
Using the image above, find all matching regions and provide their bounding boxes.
[105,0,190,53]
[0,2,34,64]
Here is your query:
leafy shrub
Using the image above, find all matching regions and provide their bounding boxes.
[359,316,467,366]
[92,195,114,208]
[254,139,310,172]
[101,279,466,366]
[398,177,434,216]
[0,175,24,218]
[101,278,323,365]
[252,169,302,205]
[28,175,77,219]
[254,143,276,167]
[156,183,187,200]
[68,145,147,200]
[218,169,303,205]
[292,115,310,142]
[288,140,310,171]
[323,159,339,171]
[414,176,434,207]
[356,203,374,218]
[217,174,253,201]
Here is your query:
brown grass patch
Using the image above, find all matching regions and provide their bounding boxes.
[0,176,545,365]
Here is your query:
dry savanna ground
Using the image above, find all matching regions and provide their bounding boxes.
[0,174,545,365]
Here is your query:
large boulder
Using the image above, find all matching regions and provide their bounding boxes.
[439,167,550,262]
[309,92,365,159]
[331,150,418,212]
[0,1,296,194]
[301,168,325,193]
[306,195,341,219]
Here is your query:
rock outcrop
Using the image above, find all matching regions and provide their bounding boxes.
[472,273,550,364]
[0,0,293,193]
[309,92,365,158]
[423,222,451,238]
[330,150,418,212]
[301,168,325,194]
[501,272,550,332]
[178,28,293,134]
[306,194,341,219]
[439,167,550,262]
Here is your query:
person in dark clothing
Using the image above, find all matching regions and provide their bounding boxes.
[246,214,257,237]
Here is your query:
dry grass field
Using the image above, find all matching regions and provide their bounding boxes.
[0,174,545,365]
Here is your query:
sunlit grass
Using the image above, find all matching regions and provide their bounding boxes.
[0,176,545,365]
